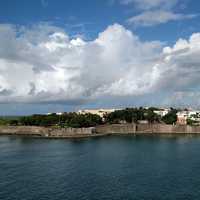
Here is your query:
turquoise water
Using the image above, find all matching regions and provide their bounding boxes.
[0,135,200,200]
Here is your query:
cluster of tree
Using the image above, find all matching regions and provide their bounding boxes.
[19,113,103,128]
[104,107,161,124]
[0,118,10,126]
[161,108,178,124]
[0,116,20,126]
[0,107,180,128]
[187,118,195,126]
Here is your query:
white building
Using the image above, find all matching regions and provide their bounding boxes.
[47,112,64,116]
[153,108,170,117]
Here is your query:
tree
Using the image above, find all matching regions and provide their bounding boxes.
[145,110,160,123]
[187,118,195,126]
[162,109,177,124]
[9,120,19,126]
[104,107,160,124]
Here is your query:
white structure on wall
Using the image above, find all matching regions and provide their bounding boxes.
[47,112,64,115]
[153,108,170,117]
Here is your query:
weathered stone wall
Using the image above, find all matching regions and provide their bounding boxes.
[96,124,200,135]
[0,126,95,137]
[1,124,200,138]
[96,124,136,134]
[48,127,95,137]
[0,126,47,136]
[136,124,154,133]
[136,124,200,134]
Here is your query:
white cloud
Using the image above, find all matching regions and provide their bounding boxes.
[41,0,48,7]
[153,33,200,106]
[127,10,197,27]
[119,0,197,27]
[0,23,200,106]
[120,0,178,10]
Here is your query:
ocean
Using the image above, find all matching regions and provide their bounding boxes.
[0,135,200,200]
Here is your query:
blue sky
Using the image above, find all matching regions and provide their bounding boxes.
[0,0,200,115]
[1,0,199,41]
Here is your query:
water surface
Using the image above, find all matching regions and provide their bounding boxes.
[0,135,200,200]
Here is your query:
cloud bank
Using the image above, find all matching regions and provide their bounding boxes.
[0,23,200,106]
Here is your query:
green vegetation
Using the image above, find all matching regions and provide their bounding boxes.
[0,118,10,126]
[0,107,180,128]
[187,117,200,126]
[161,109,178,124]
[187,118,196,126]
[0,116,20,126]
[104,107,160,124]
[19,113,102,128]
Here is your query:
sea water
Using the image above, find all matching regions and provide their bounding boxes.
[0,135,200,200]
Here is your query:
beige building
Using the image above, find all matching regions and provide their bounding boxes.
[77,108,118,118]
[177,115,187,125]
[176,110,200,125]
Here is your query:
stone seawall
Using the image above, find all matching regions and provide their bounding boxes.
[96,124,200,135]
[1,124,200,138]
[0,126,47,136]
[0,126,95,137]
[95,124,136,134]
[48,127,95,137]
[136,124,200,134]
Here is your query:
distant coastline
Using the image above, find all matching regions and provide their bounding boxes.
[1,107,200,138]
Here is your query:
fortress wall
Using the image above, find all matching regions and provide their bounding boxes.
[137,124,200,134]
[0,126,47,136]
[0,126,94,137]
[95,124,136,134]
[1,124,200,138]
[49,127,95,137]
[96,124,200,135]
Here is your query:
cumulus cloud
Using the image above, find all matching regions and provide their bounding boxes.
[0,23,162,104]
[0,23,200,106]
[159,33,200,91]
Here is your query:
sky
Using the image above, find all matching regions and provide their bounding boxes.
[0,0,200,115]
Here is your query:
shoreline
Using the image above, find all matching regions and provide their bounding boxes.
[1,132,200,140]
